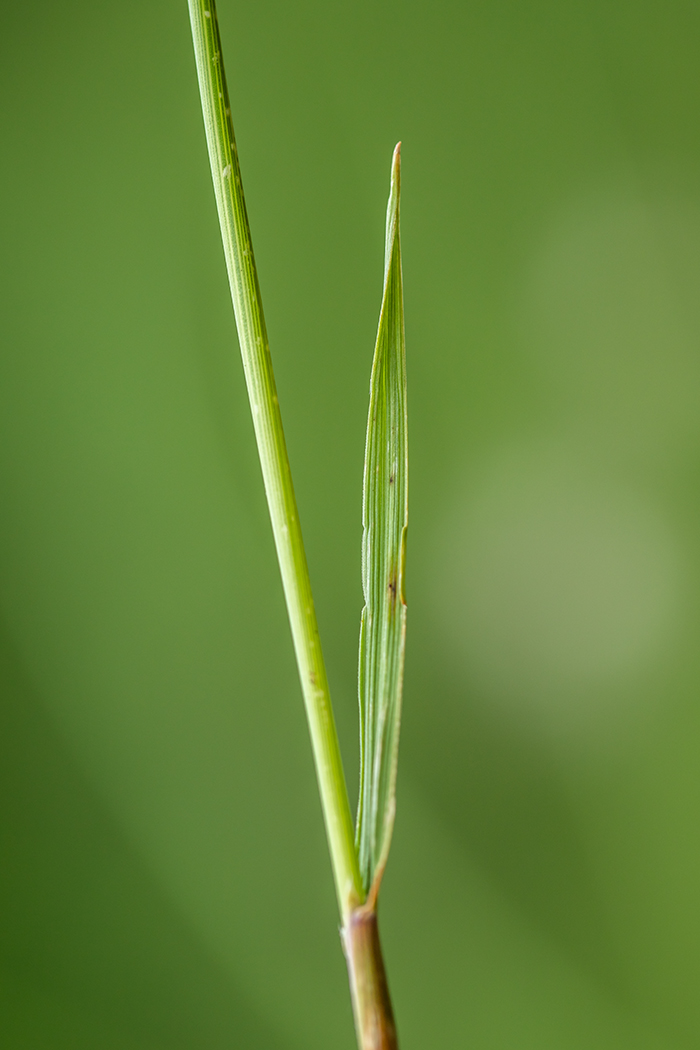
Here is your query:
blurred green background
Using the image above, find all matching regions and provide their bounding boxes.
[2,0,700,1046]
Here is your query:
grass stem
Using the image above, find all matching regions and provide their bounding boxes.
[187,5,402,1046]
[187,0,364,921]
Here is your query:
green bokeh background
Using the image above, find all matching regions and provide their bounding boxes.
[3,1,700,1046]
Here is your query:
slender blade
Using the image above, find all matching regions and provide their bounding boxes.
[356,144,408,899]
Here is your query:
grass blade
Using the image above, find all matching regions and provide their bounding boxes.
[187,0,363,919]
[356,145,408,899]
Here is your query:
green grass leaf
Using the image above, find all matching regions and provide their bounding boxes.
[187,0,363,917]
[356,145,408,899]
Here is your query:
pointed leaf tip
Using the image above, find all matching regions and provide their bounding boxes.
[391,143,401,191]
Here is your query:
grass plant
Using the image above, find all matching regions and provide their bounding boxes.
[187,3,407,1046]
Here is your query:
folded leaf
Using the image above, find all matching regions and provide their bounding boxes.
[356,144,408,899]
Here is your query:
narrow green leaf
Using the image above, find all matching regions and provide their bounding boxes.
[356,145,408,898]
[187,0,363,918]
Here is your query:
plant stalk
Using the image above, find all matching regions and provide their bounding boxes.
[187,0,362,921]
[343,902,398,1050]
[187,3,399,1046]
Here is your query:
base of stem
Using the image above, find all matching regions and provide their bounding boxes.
[342,904,398,1050]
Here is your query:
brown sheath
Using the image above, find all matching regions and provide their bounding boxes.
[342,904,399,1050]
